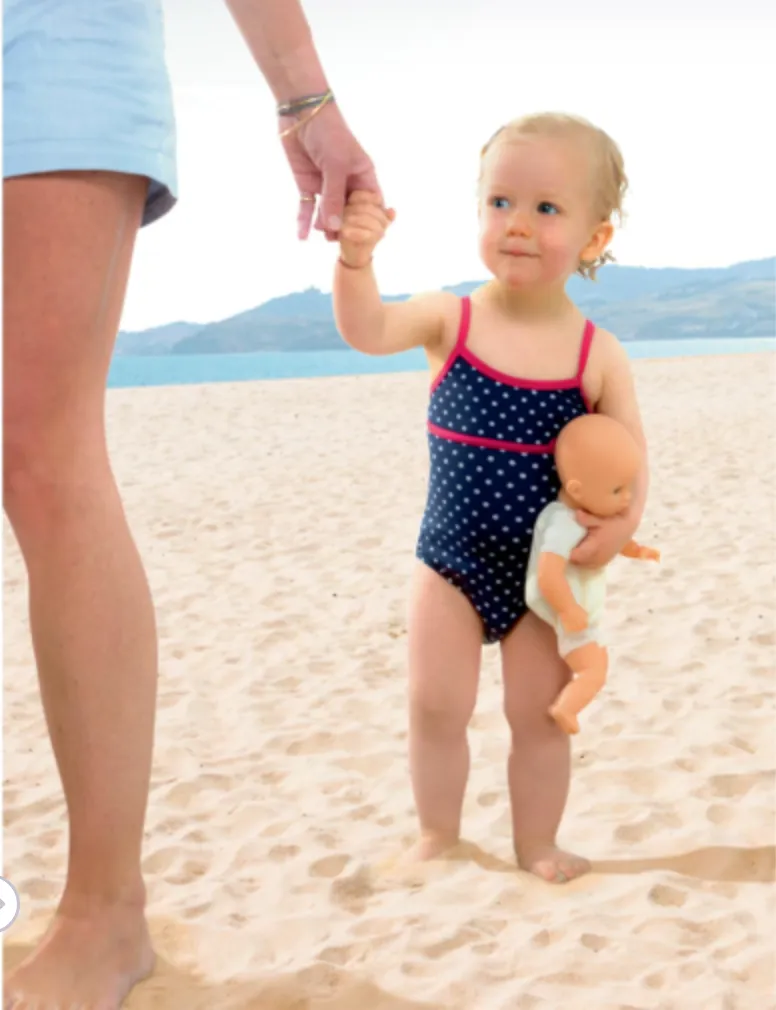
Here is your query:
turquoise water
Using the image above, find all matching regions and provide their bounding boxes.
[108,337,776,389]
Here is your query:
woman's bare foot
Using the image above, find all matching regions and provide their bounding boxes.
[406,831,459,862]
[515,841,591,883]
[4,902,154,1010]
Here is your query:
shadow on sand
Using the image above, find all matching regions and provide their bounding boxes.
[3,940,446,1010]
[590,844,775,884]
[5,844,771,1007]
[433,840,775,885]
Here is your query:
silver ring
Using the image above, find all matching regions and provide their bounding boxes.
[299,194,316,203]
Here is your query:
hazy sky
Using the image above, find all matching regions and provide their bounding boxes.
[121,0,775,330]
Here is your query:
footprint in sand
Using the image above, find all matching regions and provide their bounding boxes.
[579,933,609,952]
[472,941,499,956]
[268,844,300,862]
[648,883,688,908]
[614,810,682,843]
[421,926,482,960]
[704,770,774,800]
[706,804,735,825]
[477,790,500,808]
[309,854,350,879]
[143,846,180,875]
[286,732,337,756]
[328,865,375,914]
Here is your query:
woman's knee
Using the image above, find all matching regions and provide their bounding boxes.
[3,401,109,539]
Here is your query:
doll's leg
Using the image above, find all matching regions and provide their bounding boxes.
[549,640,608,735]
[501,612,590,883]
[406,563,483,860]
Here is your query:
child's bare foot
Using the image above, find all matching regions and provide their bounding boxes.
[548,703,580,735]
[406,831,459,862]
[4,902,154,1009]
[515,841,590,883]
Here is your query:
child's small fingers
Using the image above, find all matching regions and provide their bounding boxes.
[346,210,381,228]
[342,209,383,232]
[343,219,388,243]
[345,204,395,229]
[347,190,383,208]
[341,227,378,245]
[356,205,394,227]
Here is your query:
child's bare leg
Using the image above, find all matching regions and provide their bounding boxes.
[501,613,589,883]
[549,642,608,735]
[407,564,482,860]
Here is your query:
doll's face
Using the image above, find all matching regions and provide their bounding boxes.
[555,414,642,518]
[563,456,638,517]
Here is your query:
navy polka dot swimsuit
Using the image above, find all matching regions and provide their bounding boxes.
[416,296,595,644]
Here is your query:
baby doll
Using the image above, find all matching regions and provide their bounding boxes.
[525,414,660,734]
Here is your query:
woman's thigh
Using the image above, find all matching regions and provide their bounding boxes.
[3,171,148,478]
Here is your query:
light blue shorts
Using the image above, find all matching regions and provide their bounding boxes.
[3,0,178,227]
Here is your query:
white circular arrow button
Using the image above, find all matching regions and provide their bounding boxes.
[0,878,21,932]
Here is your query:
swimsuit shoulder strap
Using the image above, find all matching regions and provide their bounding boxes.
[575,319,596,382]
[455,295,472,351]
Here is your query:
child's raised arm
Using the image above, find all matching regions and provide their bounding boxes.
[332,190,448,356]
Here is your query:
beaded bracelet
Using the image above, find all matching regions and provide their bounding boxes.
[277,90,334,117]
[278,90,334,139]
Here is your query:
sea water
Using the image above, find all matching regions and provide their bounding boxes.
[108,337,775,390]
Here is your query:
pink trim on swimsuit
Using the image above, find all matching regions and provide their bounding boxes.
[429,295,596,405]
[429,294,471,394]
[428,422,555,454]
[575,318,595,412]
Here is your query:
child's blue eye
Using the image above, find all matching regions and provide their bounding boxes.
[491,197,510,209]
[538,202,559,215]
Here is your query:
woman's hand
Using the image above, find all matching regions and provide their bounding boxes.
[281,102,382,241]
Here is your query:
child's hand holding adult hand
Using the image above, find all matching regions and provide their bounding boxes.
[339,190,395,269]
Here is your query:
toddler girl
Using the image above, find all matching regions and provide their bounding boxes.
[332,113,649,883]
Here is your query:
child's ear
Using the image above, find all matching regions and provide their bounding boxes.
[582,220,614,263]
[566,478,582,499]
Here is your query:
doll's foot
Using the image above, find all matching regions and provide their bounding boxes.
[406,831,459,862]
[549,703,580,735]
[515,841,590,884]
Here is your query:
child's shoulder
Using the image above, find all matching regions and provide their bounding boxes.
[589,325,627,364]
[407,289,462,321]
[406,290,468,357]
[583,325,632,405]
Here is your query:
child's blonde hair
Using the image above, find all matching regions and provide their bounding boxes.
[479,112,628,280]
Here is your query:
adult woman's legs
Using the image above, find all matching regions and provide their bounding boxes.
[4,170,157,1009]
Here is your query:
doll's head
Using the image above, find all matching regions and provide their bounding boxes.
[477,112,627,289]
[555,414,641,518]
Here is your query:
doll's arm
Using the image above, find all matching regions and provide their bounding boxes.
[620,539,660,562]
[537,553,587,628]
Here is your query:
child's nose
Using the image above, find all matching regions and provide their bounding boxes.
[506,211,532,237]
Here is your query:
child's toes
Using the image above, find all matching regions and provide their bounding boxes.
[556,850,591,881]
[517,843,591,883]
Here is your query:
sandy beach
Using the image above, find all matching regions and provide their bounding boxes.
[4,351,775,1010]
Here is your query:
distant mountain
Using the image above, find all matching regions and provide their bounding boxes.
[116,257,775,355]
[115,321,201,355]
